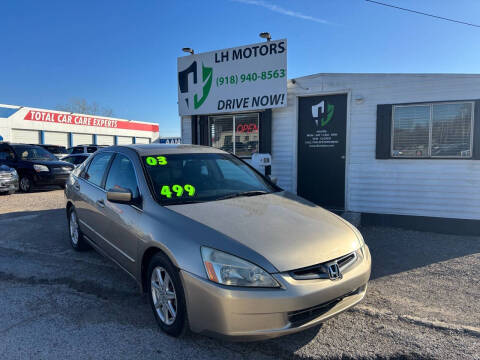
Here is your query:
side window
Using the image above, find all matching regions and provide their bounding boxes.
[87,147,97,153]
[0,146,15,161]
[75,156,88,165]
[84,152,113,187]
[72,147,84,154]
[62,156,75,164]
[105,154,140,199]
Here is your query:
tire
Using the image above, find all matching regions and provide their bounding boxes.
[147,252,188,337]
[19,176,32,193]
[67,207,90,251]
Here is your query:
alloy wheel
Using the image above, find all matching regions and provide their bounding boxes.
[151,266,177,326]
[69,211,79,245]
[20,177,30,192]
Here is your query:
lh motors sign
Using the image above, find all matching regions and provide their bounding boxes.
[177,39,287,116]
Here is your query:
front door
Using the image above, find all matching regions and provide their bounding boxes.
[297,94,348,210]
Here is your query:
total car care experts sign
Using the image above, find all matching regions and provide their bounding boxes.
[177,39,287,116]
[24,110,159,132]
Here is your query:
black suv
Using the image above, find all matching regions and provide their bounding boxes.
[0,142,74,192]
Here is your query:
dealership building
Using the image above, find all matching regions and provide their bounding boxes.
[179,44,480,234]
[0,104,159,147]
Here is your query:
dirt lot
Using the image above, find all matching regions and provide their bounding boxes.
[0,189,479,359]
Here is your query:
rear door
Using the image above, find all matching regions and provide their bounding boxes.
[75,152,114,248]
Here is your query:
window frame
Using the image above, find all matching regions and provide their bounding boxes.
[208,113,260,158]
[391,101,475,159]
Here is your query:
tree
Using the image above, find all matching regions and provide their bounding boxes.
[56,98,114,117]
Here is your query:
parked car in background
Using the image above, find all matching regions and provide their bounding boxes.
[65,144,371,340]
[62,153,90,167]
[0,142,74,192]
[0,164,19,194]
[67,144,107,155]
[36,144,69,159]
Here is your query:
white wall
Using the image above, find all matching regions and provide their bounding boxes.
[271,74,480,220]
[181,116,192,144]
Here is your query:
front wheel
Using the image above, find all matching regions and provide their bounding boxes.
[147,253,188,337]
[19,176,32,193]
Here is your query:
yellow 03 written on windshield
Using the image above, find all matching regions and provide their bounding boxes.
[145,156,167,166]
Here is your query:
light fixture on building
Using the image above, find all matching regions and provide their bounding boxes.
[182,47,194,55]
[259,32,271,42]
[354,96,365,104]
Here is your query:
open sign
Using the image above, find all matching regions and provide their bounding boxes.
[236,123,258,133]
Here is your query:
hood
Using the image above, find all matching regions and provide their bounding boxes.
[29,159,74,168]
[166,191,362,272]
[0,165,14,172]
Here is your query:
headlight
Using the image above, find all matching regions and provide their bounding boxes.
[10,169,18,178]
[201,247,280,288]
[33,164,49,172]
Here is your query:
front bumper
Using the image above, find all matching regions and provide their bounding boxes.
[0,178,19,192]
[34,172,71,186]
[181,245,371,341]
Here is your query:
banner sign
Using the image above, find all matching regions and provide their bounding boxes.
[24,110,159,132]
[177,39,287,116]
[159,137,181,144]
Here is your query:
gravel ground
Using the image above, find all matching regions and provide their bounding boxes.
[0,189,479,359]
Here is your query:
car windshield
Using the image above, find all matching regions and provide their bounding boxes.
[142,153,278,205]
[13,145,57,161]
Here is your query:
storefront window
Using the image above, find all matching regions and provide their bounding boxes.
[392,102,473,158]
[209,113,259,157]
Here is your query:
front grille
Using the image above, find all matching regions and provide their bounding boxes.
[0,173,13,180]
[51,167,72,174]
[290,252,357,280]
[287,287,362,327]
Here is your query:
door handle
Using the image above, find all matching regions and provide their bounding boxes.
[73,183,80,191]
[340,155,346,159]
[96,200,105,208]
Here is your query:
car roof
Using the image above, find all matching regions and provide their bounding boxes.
[36,144,66,148]
[6,143,42,147]
[104,144,227,156]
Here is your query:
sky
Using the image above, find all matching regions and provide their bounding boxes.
[1,0,479,136]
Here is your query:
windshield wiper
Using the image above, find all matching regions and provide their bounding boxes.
[164,199,205,206]
[217,190,269,201]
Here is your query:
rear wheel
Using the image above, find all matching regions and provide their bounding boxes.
[147,253,187,337]
[19,176,32,193]
[68,207,90,251]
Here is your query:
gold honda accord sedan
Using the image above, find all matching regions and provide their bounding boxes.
[65,144,371,341]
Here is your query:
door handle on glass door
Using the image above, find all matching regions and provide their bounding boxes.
[96,200,105,208]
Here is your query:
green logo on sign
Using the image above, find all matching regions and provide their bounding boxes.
[321,103,334,127]
[178,61,213,110]
[194,64,213,109]
[312,101,335,127]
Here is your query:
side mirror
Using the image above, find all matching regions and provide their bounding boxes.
[269,176,278,185]
[107,187,132,204]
